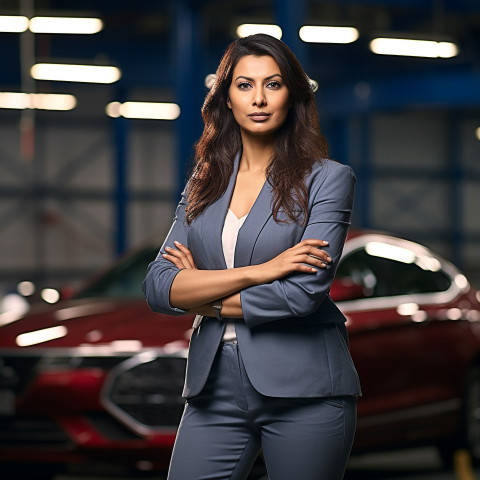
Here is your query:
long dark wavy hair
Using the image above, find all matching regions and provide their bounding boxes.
[185,33,329,224]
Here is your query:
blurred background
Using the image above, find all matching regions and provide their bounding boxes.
[1,1,480,479]
[0,0,479,303]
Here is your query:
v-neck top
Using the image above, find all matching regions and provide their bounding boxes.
[222,209,248,268]
[221,209,248,341]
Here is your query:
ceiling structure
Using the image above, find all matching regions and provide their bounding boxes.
[0,0,479,118]
[0,0,479,288]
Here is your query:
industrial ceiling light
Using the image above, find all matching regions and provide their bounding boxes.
[29,16,103,34]
[0,15,29,32]
[0,92,76,110]
[236,24,282,39]
[370,36,458,58]
[31,63,121,83]
[299,25,359,44]
[106,101,181,120]
[476,127,480,141]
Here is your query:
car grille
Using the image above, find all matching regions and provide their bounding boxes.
[0,416,71,445]
[102,354,187,434]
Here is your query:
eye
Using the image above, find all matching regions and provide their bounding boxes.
[266,80,282,90]
[237,81,252,90]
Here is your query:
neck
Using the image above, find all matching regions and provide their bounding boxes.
[239,133,275,173]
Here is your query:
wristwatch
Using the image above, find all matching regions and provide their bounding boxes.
[212,299,223,321]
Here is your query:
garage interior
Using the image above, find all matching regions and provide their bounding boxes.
[1,1,480,479]
[0,0,479,298]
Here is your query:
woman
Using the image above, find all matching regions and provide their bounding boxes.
[143,33,361,480]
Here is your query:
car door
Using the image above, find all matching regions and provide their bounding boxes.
[332,234,461,449]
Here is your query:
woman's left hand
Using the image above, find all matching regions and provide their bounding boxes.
[162,241,197,270]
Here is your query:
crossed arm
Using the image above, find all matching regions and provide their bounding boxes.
[162,239,332,318]
[143,162,355,323]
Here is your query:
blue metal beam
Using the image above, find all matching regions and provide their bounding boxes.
[275,0,307,64]
[321,69,480,116]
[172,0,205,200]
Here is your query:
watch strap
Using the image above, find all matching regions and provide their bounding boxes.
[212,299,223,321]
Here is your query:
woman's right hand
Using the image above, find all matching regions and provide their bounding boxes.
[251,239,331,285]
[162,241,197,271]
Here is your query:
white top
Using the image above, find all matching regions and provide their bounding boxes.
[221,209,247,341]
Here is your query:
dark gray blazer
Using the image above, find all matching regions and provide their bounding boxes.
[143,154,361,399]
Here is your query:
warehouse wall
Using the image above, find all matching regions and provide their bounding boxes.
[0,107,179,297]
[1,106,479,299]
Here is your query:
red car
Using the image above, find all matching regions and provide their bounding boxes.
[1,230,480,477]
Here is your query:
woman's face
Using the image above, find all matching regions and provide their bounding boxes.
[227,55,291,139]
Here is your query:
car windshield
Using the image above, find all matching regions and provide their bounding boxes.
[74,246,159,299]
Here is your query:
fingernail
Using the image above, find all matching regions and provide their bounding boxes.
[326,256,332,262]
[165,246,171,251]
[322,241,329,245]
[321,263,327,268]
[174,241,182,246]
[162,253,167,257]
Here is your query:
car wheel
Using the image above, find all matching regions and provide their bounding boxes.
[463,366,480,466]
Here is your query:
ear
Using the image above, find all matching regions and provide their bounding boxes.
[227,98,232,109]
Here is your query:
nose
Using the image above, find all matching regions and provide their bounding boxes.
[252,86,266,107]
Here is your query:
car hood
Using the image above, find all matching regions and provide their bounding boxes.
[0,298,194,351]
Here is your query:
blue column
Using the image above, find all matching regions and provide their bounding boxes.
[172,0,204,201]
[275,0,307,64]
[328,117,351,166]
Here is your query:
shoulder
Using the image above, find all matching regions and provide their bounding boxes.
[307,159,356,189]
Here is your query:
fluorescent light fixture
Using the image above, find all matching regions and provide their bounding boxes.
[476,127,480,141]
[370,37,458,58]
[299,26,359,44]
[0,15,29,32]
[31,63,121,83]
[106,101,181,120]
[0,92,76,110]
[29,16,103,34]
[30,63,122,83]
[236,24,282,39]
[16,325,67,347]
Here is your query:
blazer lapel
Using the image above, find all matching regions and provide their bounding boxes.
[199,151,274,269]
[199,152,240,269]
[234,179,273,268]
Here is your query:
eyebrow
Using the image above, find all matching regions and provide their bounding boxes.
[234,74,283,82]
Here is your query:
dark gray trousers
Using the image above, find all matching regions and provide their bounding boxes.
[167,342,357,480]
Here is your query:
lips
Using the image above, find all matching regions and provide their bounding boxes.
[248,112,271,121]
